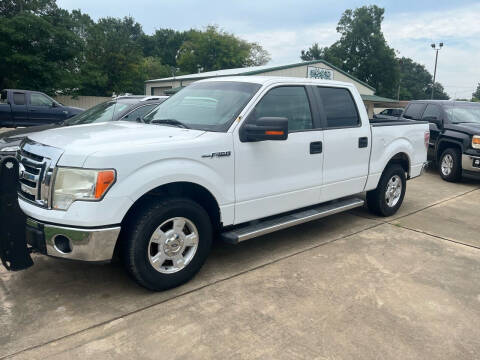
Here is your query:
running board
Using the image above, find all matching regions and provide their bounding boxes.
[221,197,364,244]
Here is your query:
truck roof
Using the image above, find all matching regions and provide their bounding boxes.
[196,76,356,89]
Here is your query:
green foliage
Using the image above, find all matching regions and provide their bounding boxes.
[176,26,265,74]
[397,57,448,100]
[0,2,270,96]
[301,6,449,100]
[472,83,480,101]
[0,10,82,94]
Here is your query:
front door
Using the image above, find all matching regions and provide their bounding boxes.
[28,92,64,125]
[233,85,324,224]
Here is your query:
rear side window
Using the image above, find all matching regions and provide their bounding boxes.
[403,103,426,120]
[13,93,25,105]
[422,104,442,120]
[252,86,313,131]
[316,87,359,128]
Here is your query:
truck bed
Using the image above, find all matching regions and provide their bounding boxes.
[369,118,428,127]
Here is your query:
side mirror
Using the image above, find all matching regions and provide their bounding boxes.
[240,117,288,142]
[51,102,58,108]
[424,116,442,127]
[136,117,142,123]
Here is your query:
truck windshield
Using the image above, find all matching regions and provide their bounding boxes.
[445,105,480,124]
[143,81,261,131]
[64,101,129,125]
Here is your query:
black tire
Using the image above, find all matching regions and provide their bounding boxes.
[439,148,462,182]
[122,197,212,291]
[366,164,406,217]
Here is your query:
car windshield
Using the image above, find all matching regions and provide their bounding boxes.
[64,101,129,125]
[143,81,261,131]
[445,104,480,124]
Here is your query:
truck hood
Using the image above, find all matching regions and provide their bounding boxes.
[28,121,206,166]
[447,122,480,135]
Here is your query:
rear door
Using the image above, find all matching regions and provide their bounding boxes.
[0,90,13,126]
[233,85,324,224]
[10,92,29,126]
[314,86,371,202]
[27,92,64,125]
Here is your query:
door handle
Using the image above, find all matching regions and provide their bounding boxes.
[310,141,323,154]
[358,137,368,148]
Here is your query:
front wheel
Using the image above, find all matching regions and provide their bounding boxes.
[439,148,462,182]
[122,197,213,291]
[367,164,406,217]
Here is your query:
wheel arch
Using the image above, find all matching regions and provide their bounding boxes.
[121,181,222,231]
[436,139,463,163]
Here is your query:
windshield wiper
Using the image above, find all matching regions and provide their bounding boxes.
[150,119,190,129]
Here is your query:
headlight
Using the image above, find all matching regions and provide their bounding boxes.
[472,135,480,149]
[53,168,116,210]
[0,145,20,153]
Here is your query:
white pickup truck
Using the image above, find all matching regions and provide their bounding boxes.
[16,77,429,290]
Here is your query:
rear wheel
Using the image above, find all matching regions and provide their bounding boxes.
[122,197,212,291]
[367,164,406,217]
[439,148,462,182]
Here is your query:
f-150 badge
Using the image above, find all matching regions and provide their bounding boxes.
[202,151,231,159]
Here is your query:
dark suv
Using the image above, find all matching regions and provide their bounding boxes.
[402,100,480,181]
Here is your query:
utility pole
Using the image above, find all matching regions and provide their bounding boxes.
[430,42,443,99]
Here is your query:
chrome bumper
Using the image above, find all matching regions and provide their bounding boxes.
[462,154,480,172]
[26,218,120,262]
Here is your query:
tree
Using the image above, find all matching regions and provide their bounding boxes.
[0,0,58,17]
[396,57,448,100]
[472,83,480,101]
[301,6,399,98]
[0,11,82,93]
[245,43,271,66]
[78,17,146,95]
[176,26,269,74]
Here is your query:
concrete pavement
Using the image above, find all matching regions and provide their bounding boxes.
[1,169,480,359]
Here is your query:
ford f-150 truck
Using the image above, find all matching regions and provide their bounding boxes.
[12,77,429,290]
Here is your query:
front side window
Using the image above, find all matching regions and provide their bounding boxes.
[316,87,359,128]
[13,93,25,105]
[250,86,313,131]
[144,81,261,131]
[30,93,53,107]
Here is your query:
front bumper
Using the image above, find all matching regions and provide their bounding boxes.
[462,154,480,180]
[26,218,120,262]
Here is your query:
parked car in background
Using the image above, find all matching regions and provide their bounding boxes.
[9,77,429,290]
[373,108,403,120]
[0,89,84,128]
[401,100,480,182]
[0,95,167,159]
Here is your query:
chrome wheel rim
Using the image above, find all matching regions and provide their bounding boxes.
[385,175,402,208]
[441,154,453,176]
[148,217,199,274]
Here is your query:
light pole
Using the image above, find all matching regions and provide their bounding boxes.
[430,42,443,99]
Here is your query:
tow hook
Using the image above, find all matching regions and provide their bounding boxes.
[0,158,33,271]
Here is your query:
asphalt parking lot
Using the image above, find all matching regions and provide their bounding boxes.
[1,165,480,359]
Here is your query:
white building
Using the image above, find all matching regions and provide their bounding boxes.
[145,60,398,117]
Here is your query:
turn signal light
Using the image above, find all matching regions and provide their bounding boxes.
[265,130,284,135]
[472,136,480,149]
[95,170,116,199]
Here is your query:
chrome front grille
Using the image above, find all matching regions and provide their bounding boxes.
[17,139,64,208]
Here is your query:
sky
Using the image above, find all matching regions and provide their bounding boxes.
[57,0,480,99]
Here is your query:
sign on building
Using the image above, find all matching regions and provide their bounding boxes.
[307,66,334,80]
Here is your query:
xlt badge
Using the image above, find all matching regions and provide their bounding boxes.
[202,151,231,159]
